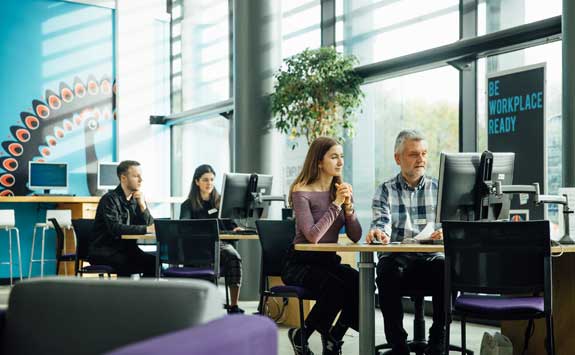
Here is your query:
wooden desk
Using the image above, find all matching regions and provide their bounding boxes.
[294,242,575,355]
[122,233,259,241]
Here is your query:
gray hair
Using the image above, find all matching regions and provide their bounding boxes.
[394,129,426,154]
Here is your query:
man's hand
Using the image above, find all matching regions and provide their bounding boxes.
[133,191,147,211]
[146,224,155,234]
[430,229,443,240]
[366,228,390,244]
[232,226,244,232]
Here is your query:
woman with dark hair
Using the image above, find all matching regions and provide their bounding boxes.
[180,164,244,314]
[282,137,362,355]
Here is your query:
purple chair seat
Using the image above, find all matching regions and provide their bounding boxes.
[163,267,215,279]
[269,285,316,299]
[82,265,115,273]
[454,294,544,318]
[106,315,277,355]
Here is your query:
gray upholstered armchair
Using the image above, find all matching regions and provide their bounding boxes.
[0,277,277,355]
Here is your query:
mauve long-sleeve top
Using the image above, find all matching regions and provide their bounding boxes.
[292,191,362,244]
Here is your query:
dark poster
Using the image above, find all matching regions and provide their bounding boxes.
[487,64,545,220]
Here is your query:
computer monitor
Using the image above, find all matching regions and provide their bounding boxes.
[28,162,68,194]
[436,152,515,223]
[98,162,120,190]
[218,173,273,221]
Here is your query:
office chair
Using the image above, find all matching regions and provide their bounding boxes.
[443,221,554,355]
[71,219,115,277]
[256,219,316,355]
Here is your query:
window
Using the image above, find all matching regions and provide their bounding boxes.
[337,0,459,65]
[176,0,231,110]
[477,41,562,232]
[172,116,230,198]
[478,0,561,35]
[348,66,459,228]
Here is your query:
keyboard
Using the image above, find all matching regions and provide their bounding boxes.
[33,193,76,197]
[222,229,257,235]
[418,239,444,245]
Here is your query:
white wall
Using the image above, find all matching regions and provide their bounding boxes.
[115,0,171,204]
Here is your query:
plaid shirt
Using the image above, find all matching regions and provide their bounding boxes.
[371,173,441,263]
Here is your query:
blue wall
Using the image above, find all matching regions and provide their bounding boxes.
[0,0,116,278]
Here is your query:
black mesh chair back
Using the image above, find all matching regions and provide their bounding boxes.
[256,219,295,280]
[154,219,220,278]
[443,220,551,296]
[442,220,553,355]
[71,219,115,277]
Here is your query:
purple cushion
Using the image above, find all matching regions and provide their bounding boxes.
[163,267,215,279]
[106,315,277,355]
[269,285,316,299]
[454,294,544,316]
[81,265,115,273]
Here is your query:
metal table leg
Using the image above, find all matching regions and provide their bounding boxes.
[359,251,375,355]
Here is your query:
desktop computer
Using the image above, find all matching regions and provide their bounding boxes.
[436,151,515,223]
[28,162,70,195]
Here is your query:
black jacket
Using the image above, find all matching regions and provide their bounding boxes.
[180,198,237,231]
[90,185,154,257]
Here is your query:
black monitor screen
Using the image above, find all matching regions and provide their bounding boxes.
[218,173,273,220]
[98,163,119,189]
[436,152,515,223]
[29,162,68,189]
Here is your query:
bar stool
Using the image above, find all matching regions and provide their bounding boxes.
[0,210,22,285]
[28,209,74,278]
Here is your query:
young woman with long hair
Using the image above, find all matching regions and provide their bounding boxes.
[180,164,244,314]
[282,137,362,355]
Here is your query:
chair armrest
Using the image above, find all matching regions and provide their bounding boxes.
[106,315,277,355]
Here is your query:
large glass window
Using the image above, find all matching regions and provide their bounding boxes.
[278,0,322,195]
[478,0,561,35]
[477,41,562,232]
[172,116,230,199]
[349,66,459,229]
[281,0,321,59]
[176,0,231,111]
[336,0,459,65]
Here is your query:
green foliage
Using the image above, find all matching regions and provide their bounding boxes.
[271,47,364,147]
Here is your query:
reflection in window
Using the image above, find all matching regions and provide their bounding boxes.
[477,41,562,232]
[337,0,458,65]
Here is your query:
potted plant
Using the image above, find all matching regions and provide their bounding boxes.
[271,47,364,148]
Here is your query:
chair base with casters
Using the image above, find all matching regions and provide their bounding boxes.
[376,295,474,355]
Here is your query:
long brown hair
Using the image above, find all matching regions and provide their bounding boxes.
[188,164,221,212]
[289,137,342,206]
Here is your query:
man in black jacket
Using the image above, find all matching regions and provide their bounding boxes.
[89,160,156,277]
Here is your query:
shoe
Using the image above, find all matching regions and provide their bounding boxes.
[288,328,314,355]
[227,305,245,314]
[321,333,343,355]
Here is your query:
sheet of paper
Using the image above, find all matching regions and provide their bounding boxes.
[414,222,435,241]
